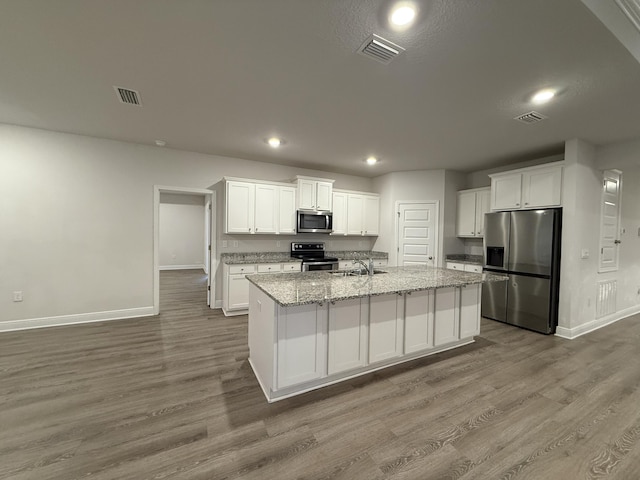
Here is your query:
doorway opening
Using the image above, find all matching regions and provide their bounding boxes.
[153,186,216,315]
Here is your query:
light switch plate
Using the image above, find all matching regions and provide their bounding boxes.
[580,248,589,259]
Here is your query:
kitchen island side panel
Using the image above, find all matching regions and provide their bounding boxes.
[248,285,276,396]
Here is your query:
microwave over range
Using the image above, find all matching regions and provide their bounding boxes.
[296,210,333,234]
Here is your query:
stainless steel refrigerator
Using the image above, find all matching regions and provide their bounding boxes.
[481,208,562,334]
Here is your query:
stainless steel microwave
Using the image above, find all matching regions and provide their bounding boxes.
[297,210,333,233]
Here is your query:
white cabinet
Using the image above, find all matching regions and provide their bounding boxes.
[373,259,388,268]
[490,163,563,211]
[456,188,490,237]
[278,186,297,234]
[257,263,282,274]
[223,263,257,315]
[344,193,380,236]
[224,179,297,235]
[446,262,482,273]
[459,284,481,339]
[332,191,348,235]
[446,262,465,271]
[369,294,404,363]
[226,181,255,234]
[276,302,327,388]
[254,183,278,234]
[296,176,334,211]
[282,262,301,272]
[404,290,434,354]
[327,298,367,375]
[434,287,459,346]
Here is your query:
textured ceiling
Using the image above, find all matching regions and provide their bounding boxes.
[1,0,639,176]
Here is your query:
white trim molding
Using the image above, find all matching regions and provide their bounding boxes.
[555,304,640,339]
[159,264,206,271]
[0,306,155,333]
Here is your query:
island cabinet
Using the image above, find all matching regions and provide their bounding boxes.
[247,282,483,402]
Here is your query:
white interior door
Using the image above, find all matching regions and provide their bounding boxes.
[397,202,438,267]
[598,170,622,273]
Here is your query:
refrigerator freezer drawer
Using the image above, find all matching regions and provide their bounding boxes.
[481,276,507,323]
[507,274,553,334]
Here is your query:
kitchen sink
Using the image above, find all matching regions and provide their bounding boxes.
[331,269,387,277]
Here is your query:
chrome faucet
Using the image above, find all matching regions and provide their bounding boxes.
[352,257,375,276]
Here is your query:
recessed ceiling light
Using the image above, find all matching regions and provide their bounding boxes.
[365,156,378,165]
[266,137,282,148]
[155,140,166,147]
[391,5,416,26]
[531,89,556,104]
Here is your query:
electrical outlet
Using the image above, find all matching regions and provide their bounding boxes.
[233,241,238,248]
[13,291,23,302]
[222,240,228,248]
[276,241,281,247]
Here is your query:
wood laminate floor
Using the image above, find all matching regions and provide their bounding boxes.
[2,270,640,479]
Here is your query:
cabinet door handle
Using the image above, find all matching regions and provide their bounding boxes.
[255,228,258,232]
[248,228,251,232]
[524,202,529,205]
[516,203,520,206]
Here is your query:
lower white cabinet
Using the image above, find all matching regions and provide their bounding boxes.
[223,264,257,315]
[327,298,367,375]
[459,284,481,338]
[404,290,434,353]
[276,302,327,389]
[248,282,482,402]
[446,262,482,273]
[369,294,404,363]
[434,287,459,346]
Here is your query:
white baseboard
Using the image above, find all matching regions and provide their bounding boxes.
[213,300,222,309]
[0,306,155,333]
[555,304,640,339]
[159,264,205,271]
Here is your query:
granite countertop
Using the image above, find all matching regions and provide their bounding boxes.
[246,265,506,307]
[445,254,483,265]
[221,250,389,265]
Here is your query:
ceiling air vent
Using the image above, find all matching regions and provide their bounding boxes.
[514,111,547,124]
[616,0,640,32]
[114,86,142,106]
[357,34,405,64]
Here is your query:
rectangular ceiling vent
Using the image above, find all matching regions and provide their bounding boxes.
[114,86,142,106]
[616,0,640,32]
[514,111,548,124]
[357,34,405,64]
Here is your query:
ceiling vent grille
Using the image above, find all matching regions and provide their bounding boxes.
[357,34,405,64]
[514,111,547,124]
[114,86,142,106]
[616,0,640,32]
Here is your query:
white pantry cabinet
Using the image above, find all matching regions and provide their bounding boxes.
[224,178,297,235]
[456,188,490,237]
[490,162,563,211]
[296,176,334,211]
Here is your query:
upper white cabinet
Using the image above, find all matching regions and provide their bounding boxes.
[456,187,490,237]
[296,176,334,211]
[332,191,348,235]
[333,190,380,236]
[490,162,563,211]
[224,178,297,235]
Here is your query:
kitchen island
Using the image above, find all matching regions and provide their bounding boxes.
[247,266,505,402]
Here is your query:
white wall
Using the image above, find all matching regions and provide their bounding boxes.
[159,193,205,270]
[0,123,374,327]
[372,169,464,266]
[556,138,640,338]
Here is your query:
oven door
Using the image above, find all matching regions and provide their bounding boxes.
[302,260,338,271]
[297,210,333,233]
